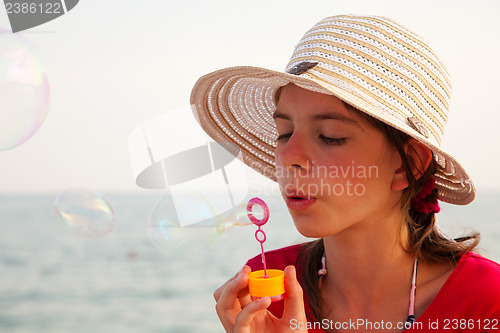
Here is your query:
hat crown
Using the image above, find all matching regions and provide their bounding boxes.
[285,15,451,146]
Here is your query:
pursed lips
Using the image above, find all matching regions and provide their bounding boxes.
[282,185,316,199]
[283,188,317,210]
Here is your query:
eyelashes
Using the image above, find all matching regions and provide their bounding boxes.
[319,135,347,145]
[275,133,346,145]
[276,133,291,142]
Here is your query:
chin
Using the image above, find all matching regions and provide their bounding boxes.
[293,220,333,239]
[292,215,350,239]
[296,229,327,239]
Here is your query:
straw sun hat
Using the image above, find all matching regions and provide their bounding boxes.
[190,15,475,205]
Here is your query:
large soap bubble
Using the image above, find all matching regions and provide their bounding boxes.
[147,190,221,253]
[54,188,116,238]
[0,28,49,150]
[147,191,274,253]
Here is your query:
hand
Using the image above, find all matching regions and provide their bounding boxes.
[213,265,309,333]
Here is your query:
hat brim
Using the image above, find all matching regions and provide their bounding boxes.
[190,66,475,205]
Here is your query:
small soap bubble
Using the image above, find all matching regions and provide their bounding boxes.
[54,188,116,238]
[0,28,49,150]
[147,191,221,253]
[216,202,254,234]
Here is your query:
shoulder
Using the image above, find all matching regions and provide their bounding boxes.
[457,252,500,286]
[431,252,500,316]
[245,243,307,271]
[455,252,500,295]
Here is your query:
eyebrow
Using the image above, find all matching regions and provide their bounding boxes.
[272,110,359,125]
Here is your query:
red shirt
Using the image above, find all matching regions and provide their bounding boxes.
[246,243,500,332]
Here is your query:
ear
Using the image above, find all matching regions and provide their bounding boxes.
[391,138,432,191]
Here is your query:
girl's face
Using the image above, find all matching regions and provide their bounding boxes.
[274,84,404,238]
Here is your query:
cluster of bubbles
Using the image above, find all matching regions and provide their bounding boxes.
[0,31,115,240]
[0,21,272,254]
[54,188,116,239]
[53,187,268,254]
[0,28,49,150]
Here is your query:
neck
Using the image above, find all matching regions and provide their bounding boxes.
[321,210,415,311]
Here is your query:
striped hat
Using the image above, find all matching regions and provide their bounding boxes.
[190,15,475,205]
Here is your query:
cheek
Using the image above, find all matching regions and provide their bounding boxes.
[316,153,369,184]
[316,145,395,195]
[348,146,399,200]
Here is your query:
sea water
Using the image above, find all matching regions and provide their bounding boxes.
[0,191,498,333]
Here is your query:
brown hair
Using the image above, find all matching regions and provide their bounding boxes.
[297,104,480,321]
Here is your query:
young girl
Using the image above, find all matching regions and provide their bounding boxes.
[190,15,500,332]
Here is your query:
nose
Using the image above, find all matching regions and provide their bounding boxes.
[275,132,313,174]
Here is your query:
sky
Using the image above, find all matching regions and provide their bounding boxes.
[0,0,499,195]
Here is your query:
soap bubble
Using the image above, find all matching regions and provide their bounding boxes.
[147,191,222,253]
[0,28,49,150]
[54,188,116,238]
[147,192,278,252]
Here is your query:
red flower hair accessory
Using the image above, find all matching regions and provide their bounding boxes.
[410,177,441,214]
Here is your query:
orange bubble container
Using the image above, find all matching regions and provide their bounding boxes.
[248,269,285,302]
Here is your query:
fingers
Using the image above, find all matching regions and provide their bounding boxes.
[214,265,251,302]
[215,265,253,331]
[234,296,272,330]
[216,270,250,312]
[283,265,307,321]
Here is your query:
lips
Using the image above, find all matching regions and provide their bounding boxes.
[284,189,317,210]
[285,197,317,210]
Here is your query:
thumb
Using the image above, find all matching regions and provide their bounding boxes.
[282,265,307,323]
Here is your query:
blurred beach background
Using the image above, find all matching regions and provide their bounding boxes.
[1,0,499,332]
[0,190,499,333]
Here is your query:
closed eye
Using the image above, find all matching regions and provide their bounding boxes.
[276,133,291,142]
[276,133,346,145]
[320,135,346,145]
